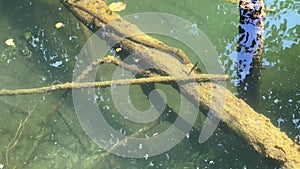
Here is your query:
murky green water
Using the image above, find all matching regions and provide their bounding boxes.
[0,0,299,168]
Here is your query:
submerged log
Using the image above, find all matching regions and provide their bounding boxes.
[61,0,300,168]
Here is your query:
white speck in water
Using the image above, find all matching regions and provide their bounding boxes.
[148,161,154,167]
[277,117,284,128]
[144,153,149,160]
[103,106,110,110]
[153,133,159,137]
[68,35,77,41]
[139,143,143,149]
[134,15,139,19]
[133,57,140,63]
[292,118,299,125]
[288,99,293,103]
[191,23,197,28]
[274,98,280,104]
[100,95,104,102]
[76,22,80,29]
[0,163,4,169]
[58,7,62,10]
[50,61,63,68]
[209,160,214,165]
[93,95,99,104]
[217,143,223,147]
[165,153,170,160]
[49,54,58,61]
[262,95,265,100]
[169,27,176,36]
[41,76,46,81]
[101,32,106,38]
[186,133,190,138]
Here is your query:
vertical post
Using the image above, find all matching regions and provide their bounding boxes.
[237,0,265,109]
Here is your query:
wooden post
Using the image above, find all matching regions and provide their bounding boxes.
[237,0,265,108]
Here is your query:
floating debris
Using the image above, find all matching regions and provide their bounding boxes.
[188,62,199,75]
[55,22,65,29]
[115,47,122,52]
[5,38,16,47]
[24,32,32,40]
[147,161,154,167]
[165,153,170,160]
[144,153,149,160]
[274,98,280,104]
[108,2,126,12]
[277,117,285,128]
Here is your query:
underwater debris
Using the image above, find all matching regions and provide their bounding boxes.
[108,2,126,12]
[5,38,16,47]
[115,47,122,52]
[55,22,65,29]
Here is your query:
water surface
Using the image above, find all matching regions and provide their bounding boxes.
[0,0,299,168]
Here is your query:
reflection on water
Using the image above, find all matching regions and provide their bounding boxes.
[221,0,300,155]
[0,0,299,168]
[235,0,265,109]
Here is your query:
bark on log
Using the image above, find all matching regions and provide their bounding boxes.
[61,0,300,168]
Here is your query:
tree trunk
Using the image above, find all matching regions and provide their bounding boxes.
[237,0,265,109]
